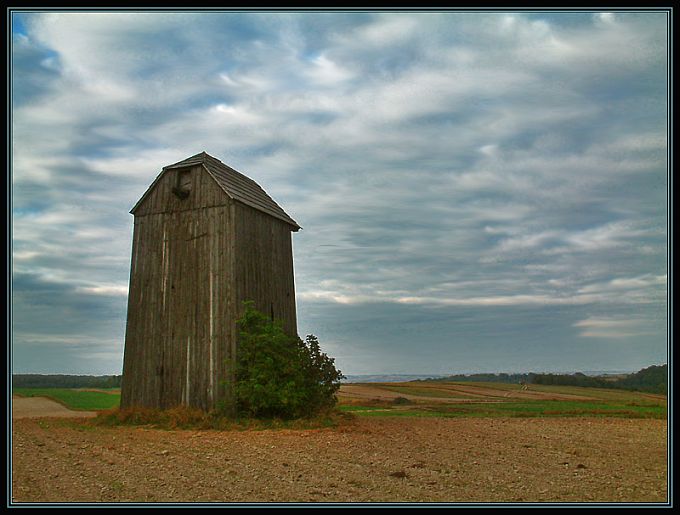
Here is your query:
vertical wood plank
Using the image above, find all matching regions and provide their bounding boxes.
[122,164,297,412]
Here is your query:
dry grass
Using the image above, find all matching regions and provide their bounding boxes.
[92,405,353,431]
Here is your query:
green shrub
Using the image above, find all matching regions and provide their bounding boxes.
[232,302,344,419]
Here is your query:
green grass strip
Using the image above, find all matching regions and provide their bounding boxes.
[13,388,121,411]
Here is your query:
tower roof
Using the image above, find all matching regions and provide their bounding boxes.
[131,152,300,231]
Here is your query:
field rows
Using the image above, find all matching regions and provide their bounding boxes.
[12,381,667,420]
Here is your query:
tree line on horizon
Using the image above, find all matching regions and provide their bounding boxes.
[12,364,667,395]
[12,374,122,389]
[422,364,667,394]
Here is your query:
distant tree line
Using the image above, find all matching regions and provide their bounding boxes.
[424,364,667,394]
[532,365,667,394]
[531,372,606,388]
[420,373,535,384]
[12,374,122,389]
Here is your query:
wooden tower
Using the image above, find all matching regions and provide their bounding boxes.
[120,152,300,411]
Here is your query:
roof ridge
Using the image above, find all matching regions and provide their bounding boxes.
[143,152,300,231]
[201,154,301,231]
[201,153,262,186]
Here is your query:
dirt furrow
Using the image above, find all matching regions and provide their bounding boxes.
[11,417,667,504]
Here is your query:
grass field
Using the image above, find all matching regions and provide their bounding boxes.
[337,401,665,419]
[337,382,667,419]
[13,388,121,411]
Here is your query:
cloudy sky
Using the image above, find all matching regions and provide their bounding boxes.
[11,10,668,376]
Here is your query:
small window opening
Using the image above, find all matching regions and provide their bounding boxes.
[172,169,191,199]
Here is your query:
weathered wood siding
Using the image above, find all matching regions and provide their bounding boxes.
[121,164,298,412]
[133,165,227,216]
[232,202,298,336]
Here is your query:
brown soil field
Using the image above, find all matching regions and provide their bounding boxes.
[12,396,97,419]
[338,384,594,403]
[11,415,667,504]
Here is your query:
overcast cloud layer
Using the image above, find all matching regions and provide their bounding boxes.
[11,11,668,375]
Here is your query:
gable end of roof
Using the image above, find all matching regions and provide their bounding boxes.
[130,152,300,231]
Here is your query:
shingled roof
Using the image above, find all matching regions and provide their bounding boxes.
[132,152,300,231]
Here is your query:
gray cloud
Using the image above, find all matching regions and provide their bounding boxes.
[12,273,127,374]
[11,11,668,375]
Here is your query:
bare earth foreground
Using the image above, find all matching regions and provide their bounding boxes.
[12,412,666,503]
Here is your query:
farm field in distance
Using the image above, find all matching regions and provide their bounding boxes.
[11,382,668,503]
[13,388,121,411]
[12,381,667,419]
[336,381,667,419]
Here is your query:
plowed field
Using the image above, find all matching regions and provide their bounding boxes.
[11,415,667,504]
